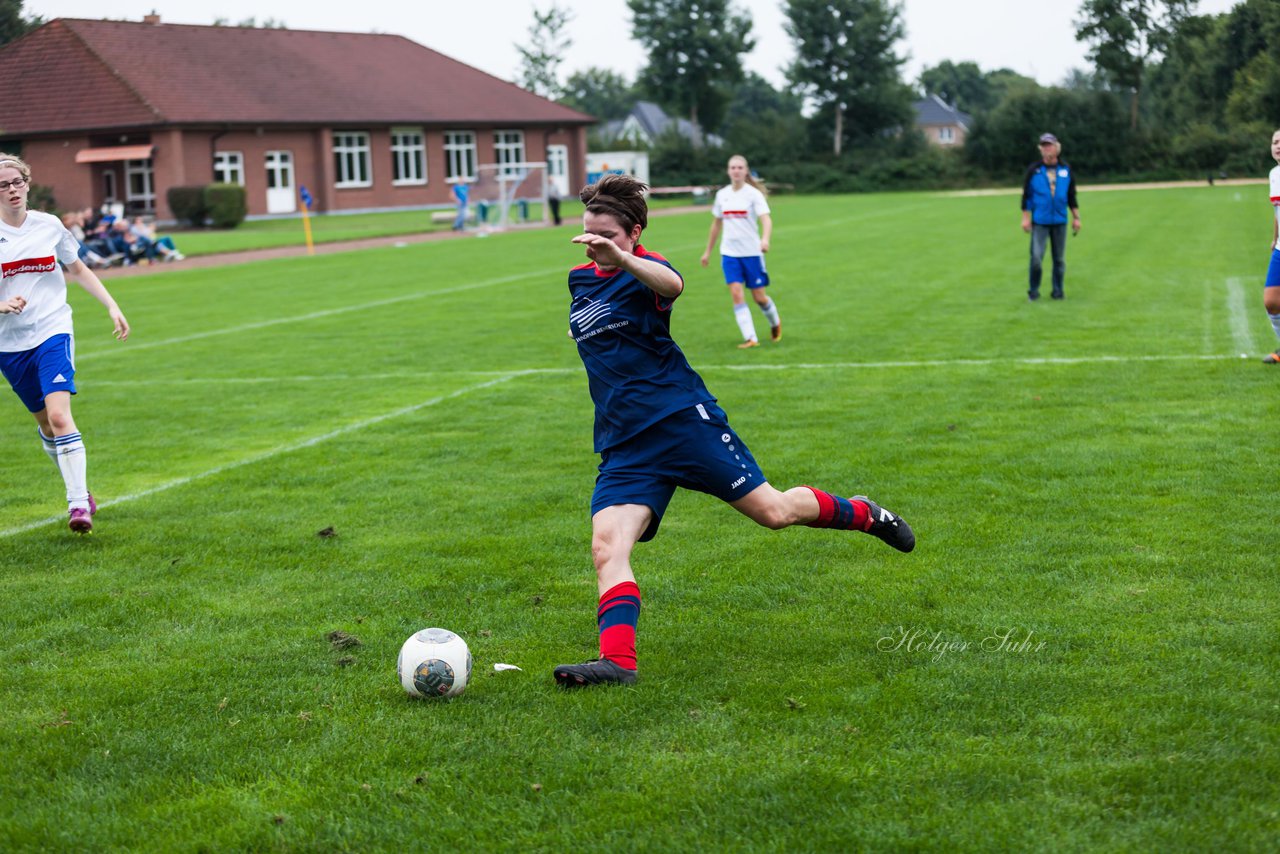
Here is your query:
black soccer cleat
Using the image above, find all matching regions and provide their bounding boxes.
[1263,350,1280,365]
[553,658,637,688]
[852,496,915,553]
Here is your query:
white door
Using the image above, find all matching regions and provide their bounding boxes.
[265,150,296,214]
[546,145,569,198]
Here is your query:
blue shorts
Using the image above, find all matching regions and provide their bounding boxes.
[592,401,766,542]
[1267,249,1280,288]
[721,255,770,289]
[0,333,77,412]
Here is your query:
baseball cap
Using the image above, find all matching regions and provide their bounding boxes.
[1038,133,1059,144]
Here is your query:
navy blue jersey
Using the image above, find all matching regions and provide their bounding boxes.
[568,245,714,452]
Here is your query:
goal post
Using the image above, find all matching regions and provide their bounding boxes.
[470,161,549,230]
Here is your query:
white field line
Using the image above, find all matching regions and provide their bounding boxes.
[707,353,1242,370]
[0,373,524,539]
[74,266,566,361]
[4,352,1246,536]
[1225,277,1257,355]
[83,351,1246,389]
[1201,278,1214,356]
[71,229,889,363]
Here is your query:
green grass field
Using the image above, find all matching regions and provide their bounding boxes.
[2,187,1277,851]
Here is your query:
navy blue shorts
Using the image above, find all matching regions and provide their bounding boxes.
[721,255,770,289]
[0,333,77,412]
[592,401,767,542]
[1266,249,1280,288]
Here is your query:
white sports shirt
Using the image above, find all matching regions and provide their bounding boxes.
[1271,164,1280,250]
[712,183,770,258]
[0,210,81,353]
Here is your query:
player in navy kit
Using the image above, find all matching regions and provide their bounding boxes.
[554,174,914,687]
[0,154,130,533]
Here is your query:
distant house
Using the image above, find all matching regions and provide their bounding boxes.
[597,101,723,148]
[913,95,972,146]
[0,16,594,220]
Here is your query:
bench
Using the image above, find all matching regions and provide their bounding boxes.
[430,210,456,224]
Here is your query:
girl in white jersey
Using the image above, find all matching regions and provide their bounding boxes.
[1262,129,1280,365]
[0,154,130,533]
[700,154,781,348]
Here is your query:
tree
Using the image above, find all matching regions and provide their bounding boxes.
[964,86,1135,176]
[0,0,42,47]
[627,0,754,145]
[784,0,911,156]
[919,60,992,113]
[559,68,636,121]
[516,3,573,99]
[718,72,807,165]
[1075,0,1197,130]
[984,68,1039,107]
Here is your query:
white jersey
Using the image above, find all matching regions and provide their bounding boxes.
[0,210,80,353]
[1271,164,1280,250]
[712,183,770,258]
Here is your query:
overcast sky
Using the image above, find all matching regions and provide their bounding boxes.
[29,0,1242,90]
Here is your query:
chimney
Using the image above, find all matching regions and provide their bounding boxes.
[143,12,161,25]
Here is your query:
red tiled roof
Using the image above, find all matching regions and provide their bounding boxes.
[0,18,594,137]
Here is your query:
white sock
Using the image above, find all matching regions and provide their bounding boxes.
[54,432,90,510]
[37,428,60,468]
[1269,312,1280,342]
[757,298,780,328]
[734,303,757,342]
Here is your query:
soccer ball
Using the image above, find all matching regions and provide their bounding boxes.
[397,628,472,699]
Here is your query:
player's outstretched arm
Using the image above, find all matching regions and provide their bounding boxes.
[66,259,130,341]
[701,219,722,267]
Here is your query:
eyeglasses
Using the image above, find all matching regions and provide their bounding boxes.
[0,177,28,191]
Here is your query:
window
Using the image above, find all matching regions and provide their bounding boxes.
[333,131,372,187]
[391,128,427,185]
[493,130,525,176]
[444,131,476,182]
[938,126,955,144]
[102,170,117,203]
[213,151,244,185]
[125,158,154,212]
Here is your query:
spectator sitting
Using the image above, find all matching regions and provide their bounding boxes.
[60,211,114,268]
[84,213,117,258]
[130,217,185,262]
[109,219,152,265]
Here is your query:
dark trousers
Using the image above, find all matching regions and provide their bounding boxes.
[1029,223,1067,296]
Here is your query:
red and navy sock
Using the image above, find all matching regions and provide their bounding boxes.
[802,487,871,531]
[597,581,641,671]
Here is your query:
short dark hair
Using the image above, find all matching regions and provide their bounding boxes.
[579,174,648,233]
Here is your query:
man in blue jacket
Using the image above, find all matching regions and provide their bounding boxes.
[1020,133,1081,300]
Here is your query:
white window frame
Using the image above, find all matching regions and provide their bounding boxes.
[938,126,955,144]
[444,130,476,183]
[125,158,155,210]
[333,131,372,188]
[391,127,427,186]
[493,129,525,177]
[213,150,245,185]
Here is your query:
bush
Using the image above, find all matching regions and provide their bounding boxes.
[167,186,208,227]
[204,183,247,229]
[28,183,57,215]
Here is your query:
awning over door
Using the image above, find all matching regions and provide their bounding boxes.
[75,145,154,164]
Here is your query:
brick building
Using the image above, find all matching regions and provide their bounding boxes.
[0,16,593,221]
